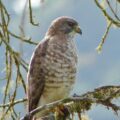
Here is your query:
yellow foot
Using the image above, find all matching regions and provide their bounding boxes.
[54,105,70,120]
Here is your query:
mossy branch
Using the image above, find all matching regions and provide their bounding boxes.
[20,85,120,120]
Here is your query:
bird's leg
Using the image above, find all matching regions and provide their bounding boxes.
[77,112,82,120]
[54,104,70,120]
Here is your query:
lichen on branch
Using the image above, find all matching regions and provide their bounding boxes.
[20,85,120,120]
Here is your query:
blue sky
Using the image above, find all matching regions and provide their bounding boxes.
[0,0,120,120]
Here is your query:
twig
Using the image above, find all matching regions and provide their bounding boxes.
[96,21,112,53]
[116,0,120,3]
[9,31,38,45]
[94,0,120,27]
[0,0,10,26]
[3,71,18,117]
[0,98,27,108]
[106,0,120,21]
[17,63,27,93]
[28,0,39,26]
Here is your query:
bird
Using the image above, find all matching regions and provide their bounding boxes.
[27,16,82,119]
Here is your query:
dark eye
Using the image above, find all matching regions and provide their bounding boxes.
[68,22,74,27]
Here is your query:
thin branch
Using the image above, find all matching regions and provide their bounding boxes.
[94,0,120,27]
[0,98,27,108]
[0,3,12,109]
[0,0,37,119]
[106,0,120,21]
[96,21,112,53]
[9,31,38,45]
[28,0,39,26]
[3,71,18,118]
[116,0,120,3]
[0,32,28,71]
[0,0,10,26]
[17,63,27,93]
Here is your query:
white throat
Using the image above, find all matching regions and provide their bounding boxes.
[67,31,77,39]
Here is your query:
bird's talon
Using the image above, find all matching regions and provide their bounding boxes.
[72,93,79,97]
[55,105,70,119]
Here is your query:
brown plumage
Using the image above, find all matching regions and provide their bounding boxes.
[27,16,82,119]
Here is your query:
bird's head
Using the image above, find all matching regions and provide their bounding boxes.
[46,16,82,38]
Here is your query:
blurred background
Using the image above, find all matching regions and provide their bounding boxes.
[0,0,120,119]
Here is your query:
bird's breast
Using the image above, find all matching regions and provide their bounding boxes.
[39,40,78,105]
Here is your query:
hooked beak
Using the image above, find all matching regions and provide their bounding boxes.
[74,25,82,35]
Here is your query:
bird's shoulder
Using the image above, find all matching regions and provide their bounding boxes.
[29,38,49,70]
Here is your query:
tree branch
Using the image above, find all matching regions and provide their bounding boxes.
[28,0,39,26]
[20,85,120,120]
[94,0,120,27]
[96,21,112,53]
[94,0,120,53]
[0,98,27,108]
[106,0,120,21]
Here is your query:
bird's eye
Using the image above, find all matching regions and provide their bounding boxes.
[68,22,74,27]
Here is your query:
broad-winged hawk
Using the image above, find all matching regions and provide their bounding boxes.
[27,16,82,119]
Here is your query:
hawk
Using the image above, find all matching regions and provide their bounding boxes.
[27,16,82,119]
